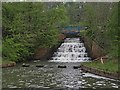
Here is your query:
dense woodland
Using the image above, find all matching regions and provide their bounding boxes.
[2,2,119,62]
[79,2,119,59]
[2,2,69,62]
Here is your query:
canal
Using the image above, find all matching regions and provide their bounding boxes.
[2,38,119,89]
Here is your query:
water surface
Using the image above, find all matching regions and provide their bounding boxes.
[2,38,119,89]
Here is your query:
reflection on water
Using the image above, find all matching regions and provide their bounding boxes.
[2,38,119,89]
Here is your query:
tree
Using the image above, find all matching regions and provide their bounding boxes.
[2,2,69,62]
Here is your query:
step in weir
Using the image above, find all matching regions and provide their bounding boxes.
[49,38,91,62]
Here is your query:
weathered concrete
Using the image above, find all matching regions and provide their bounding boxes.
[81,64,119,80]
[34,34,66,60]
[34,48,51,60]
[81,37,106,59]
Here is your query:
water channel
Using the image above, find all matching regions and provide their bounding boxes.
[2,38,119,89]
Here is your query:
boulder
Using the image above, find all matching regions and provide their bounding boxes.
[73,66,81,69]
[58,65,66,68]
[22,63,30,67]
[81,73,85,76]
[36,65,44,67]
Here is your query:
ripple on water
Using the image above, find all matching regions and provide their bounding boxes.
[2,38,119,89]
[64,85,74,88]
[19,80,24,83]
[49,82,57,86]
[78,81,82,84]
[8,85,17,88]
[111,83,117,86]
[112,86,118,88]
[96,83,103,86]
[21,75,28,78]
[87,84,92,87]
[96,81,105,84]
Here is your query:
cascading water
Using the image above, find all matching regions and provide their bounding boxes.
[50,38,91,62]
[2,37,119,89]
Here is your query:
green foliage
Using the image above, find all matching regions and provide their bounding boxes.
[82,3,118,59]
[3,38,19,61]
[106,4,118,58]
[2,2,69,62]
[65,2,83,25]
[79,22,88,27]
[36,29,59,48]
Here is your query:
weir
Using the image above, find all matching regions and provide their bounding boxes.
[2,37,119,89]
[50,38,91,62]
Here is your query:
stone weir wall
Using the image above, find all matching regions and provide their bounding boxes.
[34,34,66,60]
[81,36,106,59]
[34,35,106,60]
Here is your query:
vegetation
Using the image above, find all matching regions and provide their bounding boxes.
[82,60,118,73]
[2,2,69,62]
[79,2,119,60]
[2,2,119,64]
[78,3,119,73]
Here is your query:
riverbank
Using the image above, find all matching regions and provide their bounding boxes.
[0,60,16,68]
[1,34,66,68]
[81,60,119,80]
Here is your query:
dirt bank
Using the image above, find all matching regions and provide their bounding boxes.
[0,61,16,68]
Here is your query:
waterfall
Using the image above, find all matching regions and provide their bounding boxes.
[50,38,91,62]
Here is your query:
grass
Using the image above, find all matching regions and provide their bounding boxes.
[82,60,118,73]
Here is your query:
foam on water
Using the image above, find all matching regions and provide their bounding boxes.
[50,38,91,62]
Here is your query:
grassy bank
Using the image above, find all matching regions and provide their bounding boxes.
[81,60,118,73]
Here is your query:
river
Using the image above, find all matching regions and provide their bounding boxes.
[2,38,119,89]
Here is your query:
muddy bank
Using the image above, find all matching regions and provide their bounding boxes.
[81,64,119,80]
[34,34,66,60]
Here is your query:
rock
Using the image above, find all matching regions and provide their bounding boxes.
[81,73,85,76]
[58,65,66,68]
[22,63,30,67]
[83,70,88,73]
[36,65,44,67]
[73,66,81,69]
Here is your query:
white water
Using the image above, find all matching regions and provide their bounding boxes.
[50,38,91,62]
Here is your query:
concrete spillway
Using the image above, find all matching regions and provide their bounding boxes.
[50,38,91,62]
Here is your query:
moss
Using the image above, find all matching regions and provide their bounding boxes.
[82,60,118,73]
